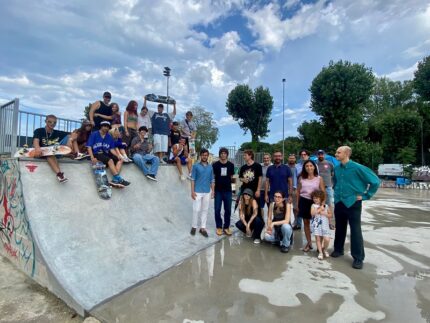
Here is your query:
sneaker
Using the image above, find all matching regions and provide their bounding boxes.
[253,239,261,244]
[352,259,363,269]
[160,159,167,165]
[56,172,68,183]
[280,246,290,253]
[180,175,186,181]
[293,225,301,231]
[199,229,209,238]
[223,228,232,236]
[75,153,87,160]
[190,227,196,236]
[186,174,193,181]
[330,250,344,258]
[117,178,130,186]
[216,228,223,236]
[323,250,330,258]
[318,253,324,260]
[146,174,157,182]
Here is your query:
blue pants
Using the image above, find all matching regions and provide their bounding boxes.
[334,201,364,261]
[133,153,159,176]
[214,191,232,229]
[264,224,293,247]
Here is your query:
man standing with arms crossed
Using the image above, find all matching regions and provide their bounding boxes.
[190,149,215,238]
[331,146,380,269]
[212,147,235,236]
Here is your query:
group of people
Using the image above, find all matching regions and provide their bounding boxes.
[190,146,380,270]
[32,91,197,184]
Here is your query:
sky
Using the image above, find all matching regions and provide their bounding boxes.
[1,0,429,153]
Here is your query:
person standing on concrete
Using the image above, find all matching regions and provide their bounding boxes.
[130,126,159,181]
[316,149,335,226]
[190,149,214,238]
[331,146,380,269]
[89,91,113,130]
[235,150,262,212]
[294,149,311,230]
[259,153,272,218]
[180,111,197,150]
[32,115,68,183]
[287,153,299,227]
[212,147,235,236]
[265,151,293,205]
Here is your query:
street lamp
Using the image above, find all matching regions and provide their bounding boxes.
[282,78,286,163]
[163,67,171,113]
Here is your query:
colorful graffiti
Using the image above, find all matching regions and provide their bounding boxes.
[0,159,35,276]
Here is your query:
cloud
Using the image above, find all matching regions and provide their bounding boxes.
[383,63,418,81]
[215,116,236,127]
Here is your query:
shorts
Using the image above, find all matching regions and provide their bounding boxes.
[153,134,168,153]
[170,155,187,165]
[298,196,313,219]
[95,152,119,165]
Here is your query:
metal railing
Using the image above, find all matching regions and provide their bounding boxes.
[0,99,19,156]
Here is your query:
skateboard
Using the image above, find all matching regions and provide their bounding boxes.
[145,93,176,105]
[91,162,112,200]
[15,145,72,158]
[189,138,196,162]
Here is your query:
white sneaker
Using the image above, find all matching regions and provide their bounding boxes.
[180,175,186,181]
[160,159,167,165]
[186,174,193,181]
[253,239,261,244]
[75,153,87,160]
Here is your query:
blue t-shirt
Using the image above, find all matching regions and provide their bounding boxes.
[86,131,115,154]
[191,162,214,193]
[151,112,171,135]
[266,164,292,198]
[113,138,126,149]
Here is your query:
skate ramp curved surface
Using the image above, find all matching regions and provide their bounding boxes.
[17,159,221,313]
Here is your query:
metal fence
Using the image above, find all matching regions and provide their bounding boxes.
[0,98,82,156]
[233,151,268,167]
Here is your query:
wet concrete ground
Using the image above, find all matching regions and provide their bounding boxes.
[92,189,430,323]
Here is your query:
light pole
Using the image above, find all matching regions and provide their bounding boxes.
[163,67,171,113]
[282,78,285,163]
[421,117,425,166]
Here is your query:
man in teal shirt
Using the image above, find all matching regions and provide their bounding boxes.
[331,146,380,269]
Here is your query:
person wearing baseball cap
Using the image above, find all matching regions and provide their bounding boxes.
[89,91,113,130]
[317,149,334,219]
[235,188,265,244]
[87,121,130,187]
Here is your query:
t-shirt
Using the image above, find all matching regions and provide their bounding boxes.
[33,128,62,147]
[151,112,174,135]
[86,131,115,154]
[180,119,197,138]
[212,160,235,192]
[113,138,126,149]
[138,113,151,129]
[317,160,334,187]
[266,164,292,198]
[169,129,181,146]
[239,162,262,195]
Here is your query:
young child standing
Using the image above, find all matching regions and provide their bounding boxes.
[310,190,332,260]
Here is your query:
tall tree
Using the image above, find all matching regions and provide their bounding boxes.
[297,120,331,152]
[414,55,430,101]
[310,60,374,144]
[190,106,219,152]
[226,84,273,143]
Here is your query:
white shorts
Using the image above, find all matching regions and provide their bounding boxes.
[153,134,168,153]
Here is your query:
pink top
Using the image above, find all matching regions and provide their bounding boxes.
[300,176,321,199]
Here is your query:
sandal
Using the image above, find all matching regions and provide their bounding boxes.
[324,250,330,258]
[302,243,312,252]
[318,252,323,260]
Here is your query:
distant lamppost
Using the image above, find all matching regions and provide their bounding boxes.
[163,67,171,113]
[282,78,286,163]
[421,118,425,166]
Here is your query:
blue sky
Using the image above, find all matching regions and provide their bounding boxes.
[1,0,429,153]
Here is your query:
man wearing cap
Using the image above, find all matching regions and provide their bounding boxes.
[130,126,159,181]
[89,91,113,130]
[87,121,130,186]
[317,149,334,216]
[331,146,380,269]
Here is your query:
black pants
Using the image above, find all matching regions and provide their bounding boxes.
[96,152,119,166]
[334,201,365,261]
[236,216,265,240]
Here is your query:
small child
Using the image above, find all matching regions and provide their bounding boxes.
[109,128,132,163]
[310,190,332,260]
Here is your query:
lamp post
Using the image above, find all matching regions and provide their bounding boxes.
[421,117,425,166]
[282,78,286,163]
[163,67,171,113]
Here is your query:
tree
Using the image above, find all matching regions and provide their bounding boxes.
[297,120,332,152]
[414,55,430,101]
[272,136,304,156]
[310,60,374,144]
[347,140,383,170]
[83,103,91,120]
[226,84,273,143]
[190,106,219,152]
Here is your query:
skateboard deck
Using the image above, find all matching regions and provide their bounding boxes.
[15,145,72,158]
[189,138,196,162]
[92,162,112,200]
[145,93,176,105]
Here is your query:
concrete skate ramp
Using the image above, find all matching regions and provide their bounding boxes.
[18,159,222,313]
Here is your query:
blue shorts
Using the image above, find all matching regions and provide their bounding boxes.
[170,155,187,165]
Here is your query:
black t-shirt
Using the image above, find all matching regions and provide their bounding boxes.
[33,128,62,147]
[169,129,181,146]
[212,160,235,192]
[94,101,112,130]
[239,162,263,195]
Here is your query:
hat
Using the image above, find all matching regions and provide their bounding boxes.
[242,188,254,197]
[100,121,111,128]
[103,91,112,98]
[317,149,325,154]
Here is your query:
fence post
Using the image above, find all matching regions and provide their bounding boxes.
[11,98,19,156]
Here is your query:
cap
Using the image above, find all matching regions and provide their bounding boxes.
[317,149,325,154]
[100,121,111,127]
[242,188,254,197]
[103,91,112,98]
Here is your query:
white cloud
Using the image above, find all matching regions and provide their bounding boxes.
[403,39,430,58]
[384,63,418,81]
[215,116,236,127]
[0,75,32,86]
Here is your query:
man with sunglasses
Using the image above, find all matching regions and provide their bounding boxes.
[89,91,113,130]
[32,115,68,183]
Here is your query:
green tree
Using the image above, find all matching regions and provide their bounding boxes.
[239,141,273,154]
[297,120,331,152]
[226,84,273,143]
[272,136,304,156]
[414,55,430,101]
[190,106,219,152]
[347,140,383,170]
[83,103,91,120]
[310,60,374,144]
[396,146,416,165]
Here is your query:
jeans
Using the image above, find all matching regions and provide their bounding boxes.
[133,153,159,176]
[325,186,334,207]
[264,224,293,247]
[334,201,364,261]
[192,192,211,229]
[235,216,265,240]
[214,191,232,229]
